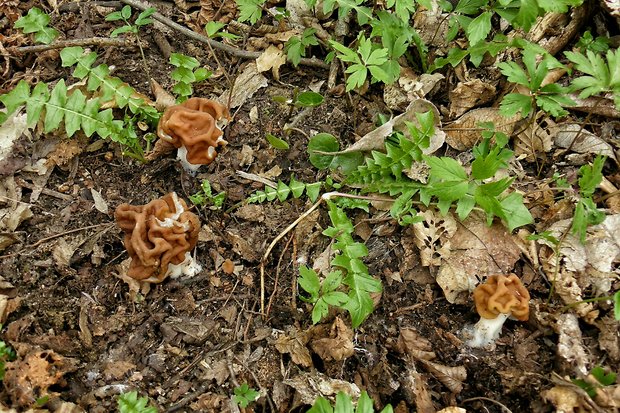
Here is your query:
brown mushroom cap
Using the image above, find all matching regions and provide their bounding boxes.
[115,193,200,283]
[156,98,230,165]
[473,274,530,321]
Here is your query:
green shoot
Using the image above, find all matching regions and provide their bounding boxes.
[169,53,212,100]
[565,48,620,109]
[235,0,268,24]
[308,391,393,413]
[205,21,241,40]
[570,155,606,243]
[265,133,290,150]
[117,391,157,413]
[298,266,349,324]
[14,8,59,44]
[233,383,259,408]
[189,180,226,210]
[572,366,617,398]
[285,28,319,67]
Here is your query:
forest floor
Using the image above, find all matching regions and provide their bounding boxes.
[0,0,619,412]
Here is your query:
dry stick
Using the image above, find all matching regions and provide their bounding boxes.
[118,0,330,69]
[265,232,294,318]
[462,397,513,413]
[8,37,130,54]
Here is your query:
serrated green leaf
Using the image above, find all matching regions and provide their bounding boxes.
[466,11,492,45]
[306,182,322,202]
[0,80,30,115]
[14,8,59,44]
[426,156,468,181]
[110,25,136,38]
[299,265,321,300]
[26,82,49,126]
[237,0,267,24]
[500,93,533,118]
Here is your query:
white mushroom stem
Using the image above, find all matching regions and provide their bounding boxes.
[166,251,202,279]
[177,146,201,174]
[465,313,510,348]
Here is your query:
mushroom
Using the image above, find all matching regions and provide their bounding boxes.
[115,192,202,285]
[156,98,230,173]
[464,274,530,348]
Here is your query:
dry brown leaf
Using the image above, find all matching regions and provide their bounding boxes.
[552,123,618,163]
[419,360,467,394]
[4,344,78,407]
[274,328,313,368]
[437,408,467,413]
[190,392,232,412]
[309,317,354,362]
[596,315,620,361]
[283,372,360,405]
[543,385,588,412]
[414,9,450,47]
[435,211,522,303]
[449,79,496,118]
[514,116,554,162]
[0,176,31,251]
[385,69,444,110]
[199,358,231,385]
[217,63,268,108]
[401,363,435,413]
[445,108,519,151]
[410,209,457,267]
[198,0,237,24]
[396,328,436,361]
[256,45,287,80]
[555,314,592,377]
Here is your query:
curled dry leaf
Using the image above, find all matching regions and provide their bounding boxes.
[419,360,467,394]
[0,176,32,251]
[309,317,354,362]
[256,45,287,80]
[514,115,554,162]
[445,108,519,151]
[437,408,467,413]
[217,63,268,109]
[435,212,521,303]
[555,313,592,377]
[542,386,587,413]
[283,371,361,406]
[449,79,496,118]
[410,209,457,267]
[396,328,436,361]
[552,123,618,163]
[274,328,312,368]
[384,68,444,110]
[401,362,435,413]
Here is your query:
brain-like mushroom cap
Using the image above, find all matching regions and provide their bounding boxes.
[157,98,230,165]
[115,192,200,283]
[473,274,530,321]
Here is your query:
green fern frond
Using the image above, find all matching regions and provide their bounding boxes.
[247,177,322,203]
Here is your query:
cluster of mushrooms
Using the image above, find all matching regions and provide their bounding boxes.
[113,97,531,349]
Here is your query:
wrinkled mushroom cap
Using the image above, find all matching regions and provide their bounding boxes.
[115,192,200,283]
[157,98,230,165]
[473,274,530,321]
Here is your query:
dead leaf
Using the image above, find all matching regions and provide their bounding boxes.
[596,315,620,361]
[543,385,587,412]
[555,313,592,377]
[256,45,286,80]
[283,371,361,405]
[91,188,109,214]
[198,0,237,24]
[52,234,88,267]
[0,175,32,251]
[419,360,467,393]
[199,358,231,385]
[513,115,554,162]
[445,108,519,151]
[217,63,268,109]
[449,79,496,118]
[435,211,522,303]
[309,317,354,361]
[411,210,457,267]
[437,408,467,413]
[401,362,435,413]
[396,328,436,361]
[150,78,176,111]
[552,123,618,163]
[339,99,444,155]
[274,328,313,368]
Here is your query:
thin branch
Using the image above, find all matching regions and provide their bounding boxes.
[8,37,131,54]
[118,0,330,69]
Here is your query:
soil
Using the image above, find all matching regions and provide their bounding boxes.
[0,1,618,413]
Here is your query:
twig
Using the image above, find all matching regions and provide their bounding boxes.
[462,397,513,413]
[118,0,330,69]
[8,37,131,54]
[265,233,294,318]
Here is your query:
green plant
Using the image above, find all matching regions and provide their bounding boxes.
[499,45,575,118]
[565,48,620,108]
[247,177,323,203]
[235,0,268,24]
[0,333,16,381]
[205,21,241,41]
[189,180,226,209]
[233,383,259,408]
[308,391,393,413]
[105,5,156,74]
[570,155,606,243]
[285,28,319,67]
[14,7,59,44]
[572,366,617,397]
[329,35,391,91]
[169,53,212,100]
[299,266,349,324]
[117,391,157,413]
[574,31,610,54]
[304,0,373,25]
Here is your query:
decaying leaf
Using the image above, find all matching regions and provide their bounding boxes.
[552,123,618,163]
[543,385,588,412]
[283,371,361,406]
[385,68,444,110]
[0,175,32,251]
[4,344,78,407]
[514,116,554,162]
[410,209,457,267]
[449,79,496,118]
[197,0,237,24]
[445,108,519,151]
[340,99,445,155]
[309,317,354,362]
[274,328,312,368]
[435,212,521,303]
[256,46,287,80]
[217,63,268,108]
[401,362,435,413]
[419,360,467,393]
[555,313,592,377]
[596,315,620,361]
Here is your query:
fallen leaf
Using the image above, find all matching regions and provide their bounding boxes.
[445,108,519,151]
[256,45,286,80]
[91,188,109,214]
[309,317,354,362]
[419,360,467,393]
[449,79,496,118]
[274,328,312,368]
[411,209,457,267]
[283,371,360,405]
[552,123,618,163]
[555,313,592,377]
[396,328,436,361]
[543,385,586,412]
[217,63,268,109]
[513,115,554,162]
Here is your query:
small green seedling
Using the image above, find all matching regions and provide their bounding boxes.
[205,21,241,40]
[308,391,393,413]
[573,366,617,398]
[571,155,606,243]
[189,180,226,210]
[0,331,16,381]
[299,266,349,324]
[105,5,156,38]
[117,391,157,413]
[235,0,267,24]
[285,28,319,67]
[169,53,212,100]
[233,383,259,408]
[265,134,290,150]
[14,8,59,44]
